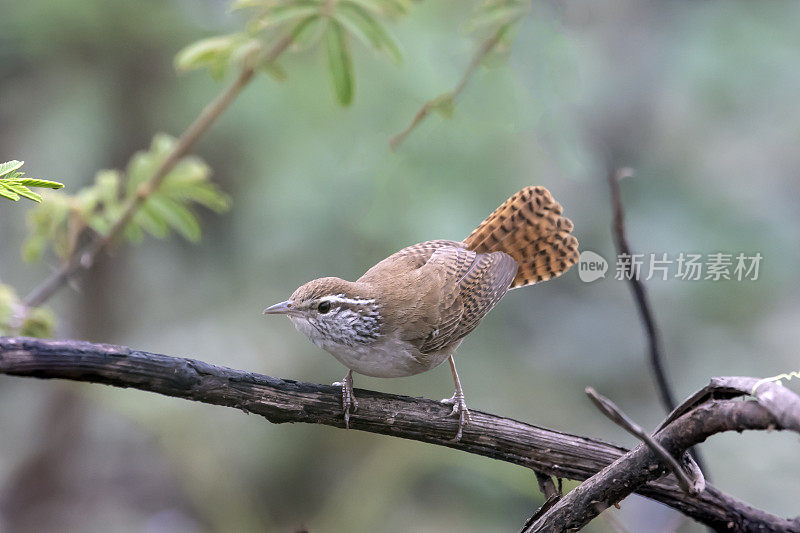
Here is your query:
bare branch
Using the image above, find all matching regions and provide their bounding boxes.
[534,470,561,501]
[1,337,797,531]
[605,166,714,478]
[606,167,676,413]
[586,387,703,496]
[656,375,800,434]
[522,471,562,530]
[524,382,800,532]
[389,27,505,151]
[20,34,295,311]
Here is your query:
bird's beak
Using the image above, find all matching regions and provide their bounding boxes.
[262,300,298,316]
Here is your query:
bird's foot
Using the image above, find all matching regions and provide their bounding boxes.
[332,371,358,429]
[441,391,471,442]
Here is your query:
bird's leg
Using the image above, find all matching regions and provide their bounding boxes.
[332,369,358,429]
[440,355,471,441]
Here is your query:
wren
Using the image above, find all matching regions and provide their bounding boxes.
[264,186,579,440]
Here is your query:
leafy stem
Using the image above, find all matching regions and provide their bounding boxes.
[390,25,509,151]
[0,160,64,203]
[21,32,295,311]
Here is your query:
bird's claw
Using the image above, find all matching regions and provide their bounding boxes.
[441,392,471,442]
[333,372,358,429]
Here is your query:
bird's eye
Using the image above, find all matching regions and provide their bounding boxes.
[318,301,331,314]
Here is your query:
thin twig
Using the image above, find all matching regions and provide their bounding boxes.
[605,166,716,479]
[606,167,676,413]
[523,396,799,532]
[20,34,295,310]
[389,27,506,151]
[1,336,798,532]
[585,387,703,495]
[521,471,562,529]
[534,470,560,500]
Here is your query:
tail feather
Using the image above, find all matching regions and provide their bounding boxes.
[463,186,579,288]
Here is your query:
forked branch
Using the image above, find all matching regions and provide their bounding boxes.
[524,377,800,531]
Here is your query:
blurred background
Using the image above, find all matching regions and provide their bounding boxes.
[1,0,799,531]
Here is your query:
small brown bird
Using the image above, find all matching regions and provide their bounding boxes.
[264,186,579,440]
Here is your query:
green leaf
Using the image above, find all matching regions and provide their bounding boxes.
[0,283,55,338]
[290,15,326,51]
[231,38,264,71]
[21,306,56,338]
[1,160,64,202]
[0,283,18,330]
[23,199,70,262]
[348,0,410,18]
[94,169,122,204]
[163,182,231,213]
[336,2,402,63]
[174,34,245,75]
[262,61,289,81]
[147,196,202,242]
[0,160,24,178]
[256,4,321,31]
[134,203,171,239]
[467,4,529,33]
[4,182,42,203]
[429,92,455,118]
[9,178,64,189]
[125,134,178,194]
[22,234,48,263]
[326,21,354,106]
[0,183,20,201]
[86,213,113,237]
[124,221,145,243]
[151,133,178,158]
[229,0,272,10]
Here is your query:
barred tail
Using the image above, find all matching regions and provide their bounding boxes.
[463,186,579,288]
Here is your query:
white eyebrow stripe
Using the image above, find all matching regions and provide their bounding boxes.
[321,294,376,306]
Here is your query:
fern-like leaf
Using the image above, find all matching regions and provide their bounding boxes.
[0,161,64,203]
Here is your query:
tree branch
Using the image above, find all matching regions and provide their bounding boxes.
[389,27,505,151]
[20,34,295,310]
[524,379,800,532]
[1,337,797,531]
[606,166,714,479]
[585,387,704,496]
[607,167,677,413]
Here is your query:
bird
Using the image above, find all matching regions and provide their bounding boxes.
[263,186,579,441]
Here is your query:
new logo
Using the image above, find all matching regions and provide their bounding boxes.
[578,251,608,283]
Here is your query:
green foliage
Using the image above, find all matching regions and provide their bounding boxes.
[468,0,530,67]
[468,0,530,32]
[429,92,455,118]
[326,20,354,105]
[335,2,402,64]
[23,134,231,262]
[125,134,231,242]
[0,284,56,338]
[175,0,409,105]
[175,33,261,80]
[0,160,64,203]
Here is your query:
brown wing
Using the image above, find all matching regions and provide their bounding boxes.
[358,239,462,284]
[416,246,517,354]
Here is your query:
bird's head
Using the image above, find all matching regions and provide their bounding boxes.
[263,277,382,348]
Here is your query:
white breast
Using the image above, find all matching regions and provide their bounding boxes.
[291,317,450,378]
